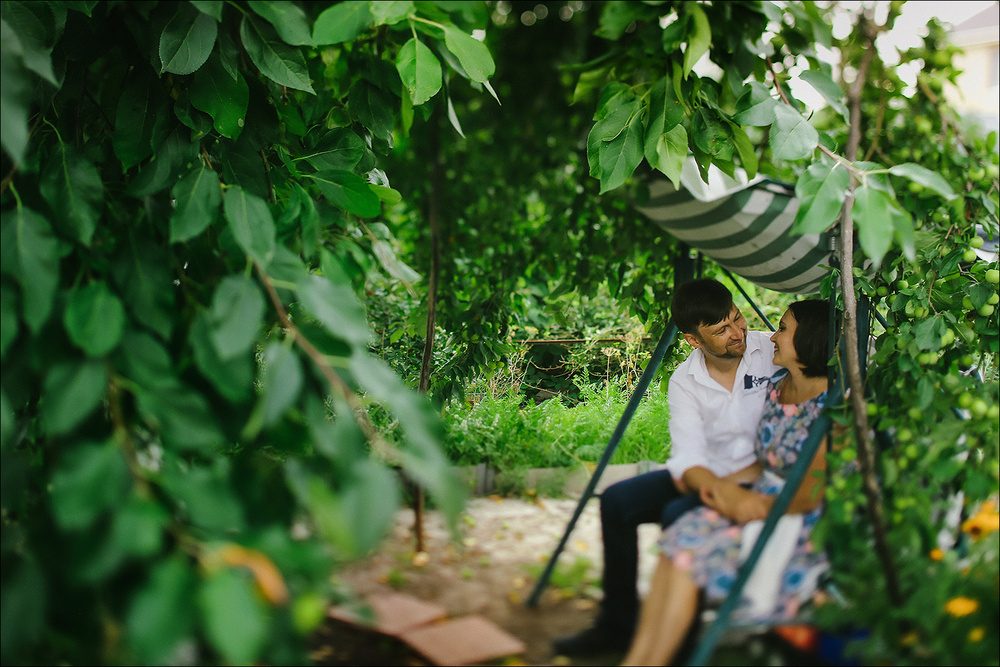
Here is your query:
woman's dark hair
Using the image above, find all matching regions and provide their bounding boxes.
[671,278,734,334]
[788,299,829,378]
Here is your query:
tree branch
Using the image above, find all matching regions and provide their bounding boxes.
[840,15,904,608]
[255,264,402,466]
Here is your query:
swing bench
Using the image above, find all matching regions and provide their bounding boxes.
[525,161,860,665]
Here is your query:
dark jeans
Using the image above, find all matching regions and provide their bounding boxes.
[595,468,701,635]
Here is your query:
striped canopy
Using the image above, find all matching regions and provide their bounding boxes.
[635,161,832,294]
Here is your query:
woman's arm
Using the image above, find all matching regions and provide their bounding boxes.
[702,440,828,523]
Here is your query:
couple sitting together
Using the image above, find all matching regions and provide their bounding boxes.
[554,278,832,665]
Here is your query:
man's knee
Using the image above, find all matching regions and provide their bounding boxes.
[599,479,631,522]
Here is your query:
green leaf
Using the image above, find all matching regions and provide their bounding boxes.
[207,274,264,359]
[852,185,895,266]
[248,0,313,46]
[169,164,222,243]
[296,273,372,346]
[598,111,644,193]
[733,81,777,126]
[349,354,464,525]
[643,76,683,166]
[397,37,442,106]
[338,460,400,554]
[313,1,372,45]
[240,16,314,94]
[50,440,130,530]
[298,128,366,172]
[371,186,403,207]
[111,237,176,340]
[41,359,106,435]
[190,311,253,402]
[890,199,915,261]
[0,282,17,358]
[913,316,946,351]
[443,26,494,84]
[116,330,175,390]
[889,163,957,200]
[40,142,104,247]
[159,2,217,75]
[189,1,222,21]
[446,93,465,138]
[596,0,646,41]
[371,1,414,26]
[692,107,732,161]
[0,21,34,164]
[127,130,197,199]
[729,122,758,180]
[189,54,249,140]
[798,69,848,120]
[0,558,46,660]
[111,495,168,558]
[126,556,197,665]
[217,29,239,79]
[348,79,395,146]
[308,170,381,218]
[650,124,688,190]
[769,103,818,162]
[2,1,58,85]
[223,185,276,269]
[199,568,269,665]
[114,74,163,170]
[258,342,302,426]
[136,384,225,452]
[793,160,850,234]
[682,3,710,79]
[2,207,59,333]
[64,282,126,357]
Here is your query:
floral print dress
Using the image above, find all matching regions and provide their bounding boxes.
[657,370,828,621]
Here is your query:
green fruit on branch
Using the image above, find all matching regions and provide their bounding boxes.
[963,248,978,263]
[986,269,1000,285]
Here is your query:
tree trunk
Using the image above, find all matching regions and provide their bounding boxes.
[413,111,444,554]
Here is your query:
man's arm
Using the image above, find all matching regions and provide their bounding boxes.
[664,368,711,493]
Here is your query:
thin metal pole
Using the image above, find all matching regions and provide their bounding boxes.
[525,321,678,608]
[720,267,775,332]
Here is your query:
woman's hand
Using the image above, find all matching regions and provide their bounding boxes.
[700,481,771,524]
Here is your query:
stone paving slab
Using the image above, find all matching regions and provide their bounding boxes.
[399,614,527,665]
[328,591,447,636]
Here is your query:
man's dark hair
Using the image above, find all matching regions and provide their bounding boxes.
[788,299,829,378]
[670,278,735,334]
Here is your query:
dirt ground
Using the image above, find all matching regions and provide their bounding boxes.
[309,495,663,666]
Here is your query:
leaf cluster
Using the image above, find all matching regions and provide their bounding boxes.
[0,1,502,664]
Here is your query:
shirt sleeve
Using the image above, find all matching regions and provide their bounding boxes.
[664,372,710,479]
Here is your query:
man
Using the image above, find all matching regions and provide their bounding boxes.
[553,278,779,656]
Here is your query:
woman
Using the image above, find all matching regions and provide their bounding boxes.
[622,300,831,666]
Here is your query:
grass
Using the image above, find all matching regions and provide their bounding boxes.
[441,375,673,471]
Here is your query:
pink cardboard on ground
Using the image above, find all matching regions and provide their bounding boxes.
[400,614,527,665]
[328,591,448,637]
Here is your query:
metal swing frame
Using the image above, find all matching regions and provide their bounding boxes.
[525,244,872,665]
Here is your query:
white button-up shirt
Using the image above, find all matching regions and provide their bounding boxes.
[663,330,779,480]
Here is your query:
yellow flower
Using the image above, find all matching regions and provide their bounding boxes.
[929,548,944,561]
[901,631,920,646]
[944,596,979,617]
[969,627,985,643]
[962,501,1000,540]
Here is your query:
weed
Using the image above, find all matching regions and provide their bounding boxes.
[523,555,598,598]
[385,568,408,589]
